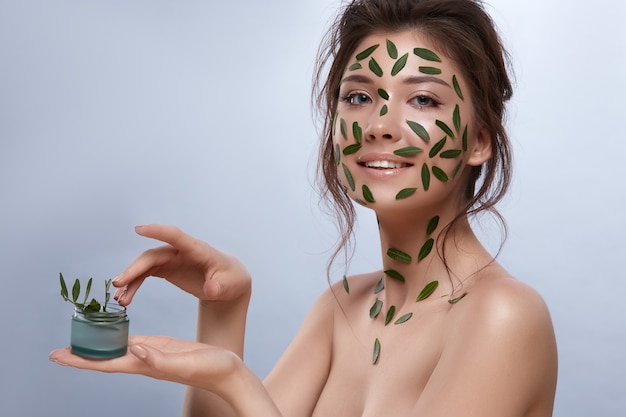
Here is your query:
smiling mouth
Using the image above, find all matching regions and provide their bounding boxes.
[359,160,413,169]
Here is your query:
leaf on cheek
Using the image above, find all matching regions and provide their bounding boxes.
[421,163,431,191]
[432,166,449,182]
[453,75,464,101]
[462,125,468,151]
[394,146,423,157]
[440,149,462,159]
[452,159,464,179]
[352,121,363,143]
[429,137,447,158]
[343,144,362,155]
[340,118,348,140]
[334,144,341,166]
[436,120,455,139]
[453,104,461,133]
[380,105,388,116]
[362,184,376,203]
[342,163,355,191]
[406,120,431,142]
[395,188,417,200]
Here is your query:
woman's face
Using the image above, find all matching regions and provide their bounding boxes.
[333,31,490,214]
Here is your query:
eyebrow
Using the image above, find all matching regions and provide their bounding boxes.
[340,74,451,88]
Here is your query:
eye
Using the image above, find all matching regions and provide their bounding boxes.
[411,95,440,108]
[340,92,372,105]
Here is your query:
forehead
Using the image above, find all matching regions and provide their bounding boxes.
[347,31,462,77]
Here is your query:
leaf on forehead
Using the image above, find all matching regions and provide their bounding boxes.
[426,215,440,235]
[414,47,442,62]
[370,299,383,318]
[348,63,362,71]
[380,105,388,116]
[435,120,455,139]
[440,149,462,159]
[385,305,397,326]
[416,280,439,301]
[395,188,417,200]
[352,121,363,143]
[391,52,409,76]
[386,39,398,59]
[369,58,383,77]
[373,338,381,365]
[356,44,380,60]
[453,105,461,133]
[343,144,361,155]
[340,118,347,140]
[384,269,406,282]
[342,163,355,191]
[418,238,435,262]
[394,146,423,157]
[377,88,390,100]
[342,275,350,294]
[453,75,464,101]
[387,248,412,264]
[374,276,385,294]
[362,184,376,203]
[452,159,463,179]
[462,125,468,151]
[394,312,413,325]
[419,66,442,75]
[429,137,447,158]
[421,163,431,191]
[406,120,431,142]
[432,166,449,182]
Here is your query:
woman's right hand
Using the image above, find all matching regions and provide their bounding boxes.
[113,224,251,310]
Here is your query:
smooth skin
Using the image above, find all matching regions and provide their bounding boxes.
[50,32,558,417]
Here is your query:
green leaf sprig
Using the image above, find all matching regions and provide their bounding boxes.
[59,273,113,312]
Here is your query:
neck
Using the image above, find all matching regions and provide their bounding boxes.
[374,207,490,308]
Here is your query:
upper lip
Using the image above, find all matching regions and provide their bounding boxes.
[357,152,414,168]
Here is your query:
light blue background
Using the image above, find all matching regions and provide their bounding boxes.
[1,1,624,415]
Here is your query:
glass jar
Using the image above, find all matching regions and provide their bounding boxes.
[70,304,129,359]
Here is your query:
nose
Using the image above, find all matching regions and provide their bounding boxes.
[364,106,402,142]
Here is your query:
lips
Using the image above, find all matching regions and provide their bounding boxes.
[357,153,414,170]
[361,160,412,169]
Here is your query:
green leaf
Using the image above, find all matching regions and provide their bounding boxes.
[440,149,462,159]
[452,159,464,179]
[429,137,447,158]
[84,298,101,312]
[369,58,383,77]
[395,188,417,200]
[352,121,363,143]
[394,146,423,157]
[426,216,440,235]
[449,292,468,304]
[356,44,379,60]
[377,88,389,100]
[386,39,398,59]
[72,279,80,303]
[462,125,468,151]
[334,144,340,166]
[394,312,413,325]
[436,120,455,139]
[452,74,464,100]
[343,144,362,155]
[421,163,431,191]
[453,104,461,133]
[355,198,368,206]
[406,120,430,142]
[59,273,69,300]
[391,52,409,76]
[348,63,362,71]
[432,166,449,182]
[417,280,439,301]
[380,105,388,116]
[342,164,355,191]
[342,275,350,294]
[385,305,396,325]
[418,238,435,262]
[83,277,93,306]
[384,269,406,282]
[370,299,383,319]
[414,47,442,62]
[340,118,347,140]
[373,338,381,364]
[387,247,412,263]
[419,66,442,75]
[374,277,385,294]
[362,184,376,203]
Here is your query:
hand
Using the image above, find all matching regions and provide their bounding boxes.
[113,225,251,309]
[49,336,240,392]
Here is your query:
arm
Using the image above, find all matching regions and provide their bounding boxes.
[413,278,558,416]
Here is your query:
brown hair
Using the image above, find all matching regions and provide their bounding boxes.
[313,0,513,274]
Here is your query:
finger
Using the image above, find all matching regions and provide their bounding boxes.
[134,224,200,254]
[115,276,147,306]
[113,245,177,288]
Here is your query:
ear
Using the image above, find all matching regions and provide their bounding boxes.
[466,126,493,166]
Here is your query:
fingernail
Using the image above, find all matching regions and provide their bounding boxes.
[131,345,147,359]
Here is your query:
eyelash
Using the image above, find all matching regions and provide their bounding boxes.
[338,92,441,109]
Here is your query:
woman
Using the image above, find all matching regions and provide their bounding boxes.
[50,0,558,416]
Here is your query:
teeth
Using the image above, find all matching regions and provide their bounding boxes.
[365,160,408,169]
